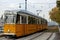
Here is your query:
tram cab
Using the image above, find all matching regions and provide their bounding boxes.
[4,10,17,36]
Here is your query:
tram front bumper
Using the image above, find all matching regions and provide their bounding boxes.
[3,33,15,35]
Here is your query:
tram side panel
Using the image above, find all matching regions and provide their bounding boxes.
[37,24,42,31]
[25,24,37,35]
[42,24,45,30]
[16,24,25,37]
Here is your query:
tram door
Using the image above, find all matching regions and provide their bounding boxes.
[16,14,24,36]
[16,14,28,36]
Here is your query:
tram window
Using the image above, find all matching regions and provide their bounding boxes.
[46,21,47,24]
[35,19,38,24]
[38,19,39,24]
[37,19,41,24]
[41,19,43,24]
[28,16,38,24]
[41,19,46,24]
[16,15,20,24]
[21,15,27,24]
[43,20,45,24]
[28,16,35,24]
[37,19,38,24]
[28,16,33,24]
[44,20,47,24]
[5,15,16,24]
[32,18,35,24]
[44,21,47,24]
[39,19,41,24]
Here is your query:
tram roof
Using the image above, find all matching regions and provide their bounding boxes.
[4,10,47,21]
[17,10,46,20]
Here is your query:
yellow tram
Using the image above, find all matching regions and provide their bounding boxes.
[3,10,48,37]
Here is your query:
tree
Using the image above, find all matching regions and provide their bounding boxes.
[49,7,60,24]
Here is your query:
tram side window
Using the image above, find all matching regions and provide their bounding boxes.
[38,20,39,24]
[41,19,43,24]
[16,14,20,24]
[32,18,37,24]
[37,19,41,24]
[37,19,40,24]
[43,20,45,24]
[33,17,35,24]
[42,20,47,24]
[32,17,35,24]
[39,19,41,24]
[41,19,46,24]
[34,18,37,24]
[28,16,38,24]
[28,16,33,24]
[44,20,46,24]
[21,15,27,24]
[28,16,35,24]
[45,21,47,24]
[44,20,47,24]
[37,19,38,24]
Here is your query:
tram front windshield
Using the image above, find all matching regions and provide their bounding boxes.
[5,14,16,24]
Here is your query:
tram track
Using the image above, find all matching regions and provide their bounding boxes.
[1,32,45,40]
[6,32,53,40]
[10,33,52,40]
[16,32,44,40]
[30,32,53,40]
[0,31,54,40]
[29,32,45,40]
[47,32,53,40]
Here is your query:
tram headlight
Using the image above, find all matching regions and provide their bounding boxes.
[8,29,10,33]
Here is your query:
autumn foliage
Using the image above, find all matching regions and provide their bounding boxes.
[49,7,60,24]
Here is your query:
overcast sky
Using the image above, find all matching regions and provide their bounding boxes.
[0,0,56,22]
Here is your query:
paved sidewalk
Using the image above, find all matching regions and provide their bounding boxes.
[53,32,60,40]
